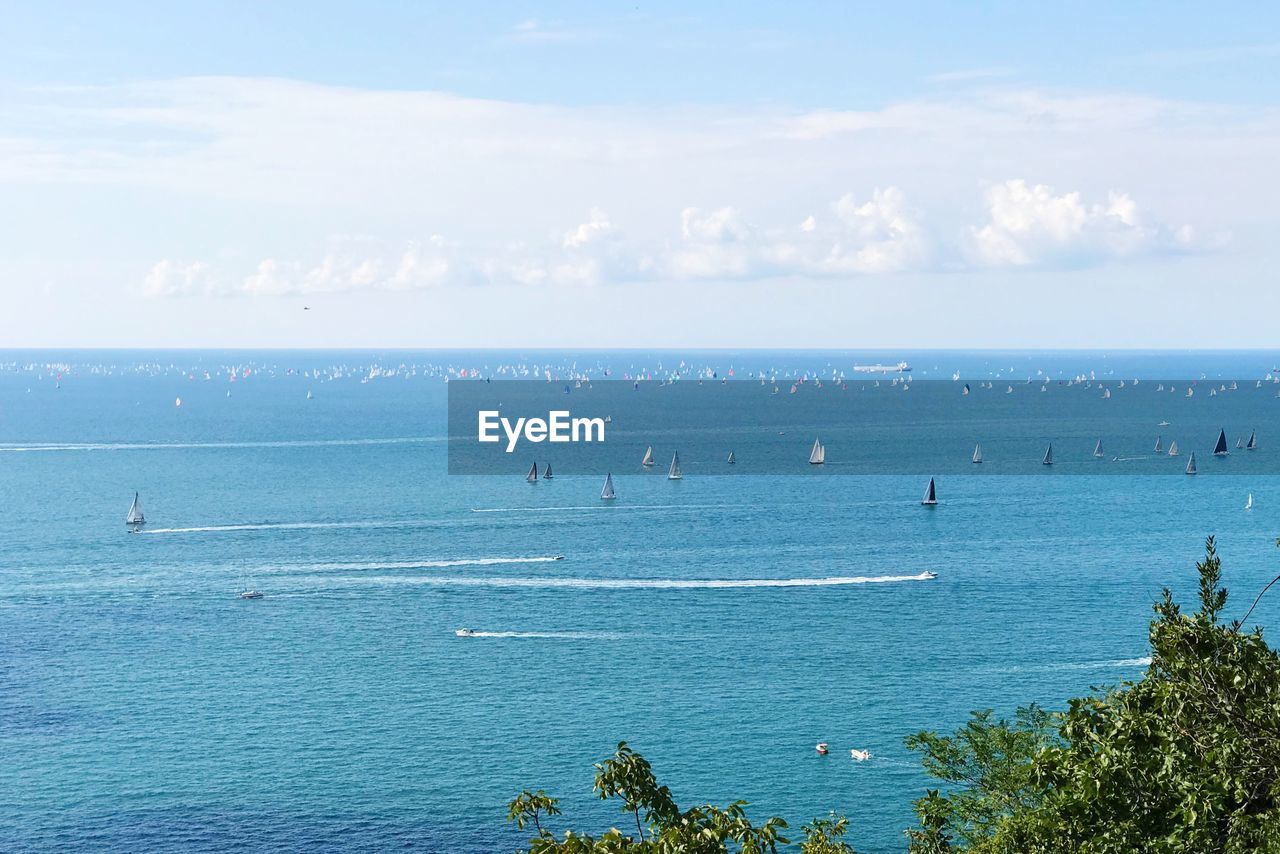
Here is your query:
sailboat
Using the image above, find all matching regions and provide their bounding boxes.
[1213,428,1229,456]
[809,438,825,465]
[1167,440,1179,457]
[1247,430,1258,450]
[921,477,938,506]
[726,451,736,465]
[542,463,553,480]
[1246,493,1254,511]
[1042,444,1053,466]
[641,446,655,467]
[126,492,145,528]
[1154,436,1163,454]
[600,473,616,500]
[1186,453,1198,475]
[1093,439,1104,458]
[526,462,538,483]
[972,443,982,464]
[1237,437,1245,449]
[668,451,683,480]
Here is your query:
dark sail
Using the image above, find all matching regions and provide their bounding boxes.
[921,477,938,505]
[1213,429,1229,456]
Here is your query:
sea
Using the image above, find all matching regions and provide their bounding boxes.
[2,349,1279,853]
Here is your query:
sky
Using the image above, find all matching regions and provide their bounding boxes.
[2,1,1279,349]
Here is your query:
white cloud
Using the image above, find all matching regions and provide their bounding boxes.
[967,179,1195,267]
[141,260,214,297]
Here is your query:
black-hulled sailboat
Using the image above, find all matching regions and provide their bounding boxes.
[921,477,938,506]
[1042,444,1053,466]
[542,463,553,480]
[526,462,538,483]
[1213,428,1229,456]
[1247,430,1258,450]
[726,451,736,464]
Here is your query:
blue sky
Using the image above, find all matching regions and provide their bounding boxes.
[2,2,1278,347]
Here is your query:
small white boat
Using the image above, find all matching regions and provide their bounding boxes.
[1246,493,1254,511]
[239,590,264,600]
[126,492,145,528]
[815,742,829,755]
[921,571,938,580]
[668,451,683,480]
[809,437,825,465]
[455,628,476,637]
[850,749,871,761]
[1158,420,1169,426]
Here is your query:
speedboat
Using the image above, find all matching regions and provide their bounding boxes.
[850,748,871,761]
[921,571,938,580]
[815,742,829,755]
[238,590,264,600]
[455,628,476,637]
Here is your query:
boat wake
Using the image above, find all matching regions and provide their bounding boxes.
[1002,656,1152,674]
[472,503,743,514]
[286,556,565,571]
[335,572,936,590]
[455,630,621,639]
[143,519,448,534]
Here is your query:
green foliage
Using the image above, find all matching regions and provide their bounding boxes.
[906,536,1280,853]
[508,741,800,853]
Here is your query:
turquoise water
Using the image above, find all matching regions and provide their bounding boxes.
[3,350,1279,852]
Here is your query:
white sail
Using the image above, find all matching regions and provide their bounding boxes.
[972,443,982,464]
[600,473,616,500]
[126,492,145,526]
[1154,436,1163,453]
[1168,440,1178,457]
[543,463,553,479]
[1042,444,1053,465]
[1186,452,1197,475]
[1246,493,1254,510]
[809,437,825,465]
[641,446,655,466]
[921,477,938,505]
[668,451,682,480]
[1093,439,1104,458]
[726,451,736,464]
[526,462,538,483]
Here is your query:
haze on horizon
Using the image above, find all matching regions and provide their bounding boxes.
[2,2,1278,350]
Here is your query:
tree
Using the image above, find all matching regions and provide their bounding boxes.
[507,741,849,853]
[905,536,1280,853]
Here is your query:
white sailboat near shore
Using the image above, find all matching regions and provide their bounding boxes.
[809,438,825,465]
[668,452,683,480]
[601,473,616,500]
[126,492,145,528]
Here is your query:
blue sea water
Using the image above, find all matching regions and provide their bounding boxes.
[2,349,1280,853]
